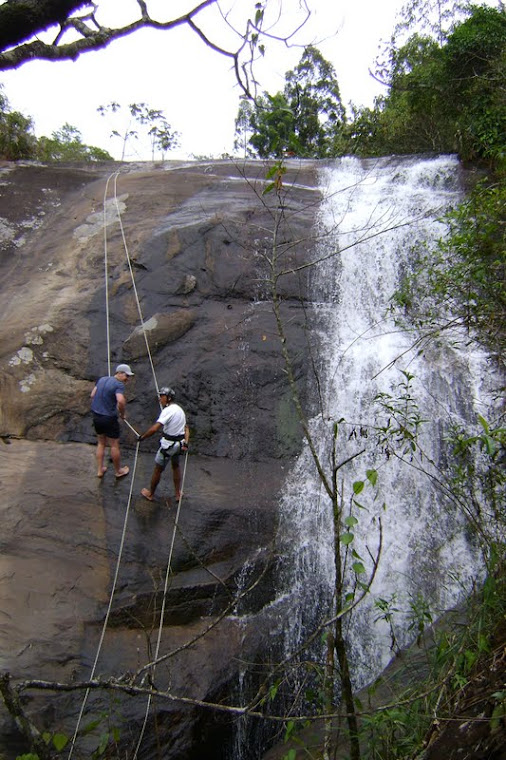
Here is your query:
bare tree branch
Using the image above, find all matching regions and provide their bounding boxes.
[0,0,310,100]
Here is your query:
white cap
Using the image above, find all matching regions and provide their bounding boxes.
[115,363,134,376]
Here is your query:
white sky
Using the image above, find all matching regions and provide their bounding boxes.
[1,0,409,160]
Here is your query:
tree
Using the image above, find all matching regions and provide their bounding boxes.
[283,45,346,156]
[237,91,297,158]
[35,122,113,161]
[347,4,506,162]
[98,102,180,161]
[235,46,346,158]
[440,4,506,161]
[0,0,310,99]
[0,105,36,160]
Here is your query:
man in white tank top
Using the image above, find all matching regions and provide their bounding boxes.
[138,387,189,502]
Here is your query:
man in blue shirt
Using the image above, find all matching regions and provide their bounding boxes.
[90,363,134,479]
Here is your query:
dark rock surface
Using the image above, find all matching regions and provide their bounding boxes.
[0,159,322,758]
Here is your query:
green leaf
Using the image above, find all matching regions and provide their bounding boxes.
[111,726,121,742]
[483,434,497,456]
[53,734,69,751]
[352,561,366,574]
[97,731,109,755]
[353,480,364,494]
[477,413,489,433]
[366,469,378,486]
[262,182,276,195]
[284,720,296,741]
[266,164,280,179]
[340,532,354,545]
[345,515,358,527]
[82,717,103,734]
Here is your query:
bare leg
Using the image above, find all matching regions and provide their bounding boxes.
[172,462,181,500]
[96,434,107,477]
[110,438,129,477]
[149,464,164,497]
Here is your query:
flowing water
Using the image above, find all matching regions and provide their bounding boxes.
[276,154,499,692]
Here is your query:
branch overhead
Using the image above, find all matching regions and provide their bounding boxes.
[0,0,311,99]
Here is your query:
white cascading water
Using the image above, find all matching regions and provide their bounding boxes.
[276,154,499,692]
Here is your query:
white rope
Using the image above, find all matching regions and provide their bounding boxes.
[103,172,119,377]
[112,173,160,400]
[132,449,190,759]
[67,441,141,759]
[70,170,188,758]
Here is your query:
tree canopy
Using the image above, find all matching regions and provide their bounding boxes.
[347,4,506,163]
[235,46,346,158]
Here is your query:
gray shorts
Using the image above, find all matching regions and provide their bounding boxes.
[155,442,181,469]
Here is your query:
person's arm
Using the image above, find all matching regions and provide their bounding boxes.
[90,385,97,399]
[116,392,127,419]
[138,422,163,441]
[180,424,190,451]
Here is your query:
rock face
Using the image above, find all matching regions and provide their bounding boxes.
[0,159,321,758]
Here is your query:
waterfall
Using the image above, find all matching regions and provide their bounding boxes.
[276,154,499,695]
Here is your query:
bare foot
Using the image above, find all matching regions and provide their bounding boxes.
[115,466,130,479]
[141,488,154,501]
[97,467,107,478]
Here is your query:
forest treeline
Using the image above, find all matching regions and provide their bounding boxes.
[1,4,504,171]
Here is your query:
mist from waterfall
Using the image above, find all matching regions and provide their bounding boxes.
[276,154,499,693]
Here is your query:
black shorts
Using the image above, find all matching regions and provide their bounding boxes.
[93,412,120,439]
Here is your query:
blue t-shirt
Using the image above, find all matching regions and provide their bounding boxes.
[91,376,125,417]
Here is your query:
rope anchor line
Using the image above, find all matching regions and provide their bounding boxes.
[68,171,189,759]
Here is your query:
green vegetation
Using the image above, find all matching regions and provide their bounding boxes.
[246,6,505,759]
[234,45,346,158]
[36,123,113,162]
[0,89,36,160]
[348,4,506,162]
[237,4,505,168]
[0,88,113,162]
[97,101,180,161]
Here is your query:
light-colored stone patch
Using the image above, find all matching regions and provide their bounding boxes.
[19,373,37,393]
[74,194,128,242]
[9,347,34,366]
[132,315,159,335]
[0,218,16,244]
[24,324,54,346]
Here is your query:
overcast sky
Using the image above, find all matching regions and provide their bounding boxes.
[0,0,432,159]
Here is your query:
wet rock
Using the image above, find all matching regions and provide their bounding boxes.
[123,309,197,359]
[0,159,320,759]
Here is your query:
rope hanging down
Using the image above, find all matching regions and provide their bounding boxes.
[69,170,189,758]
[112,172,160,399]
[132,449,190,759]
[67,440,141,759]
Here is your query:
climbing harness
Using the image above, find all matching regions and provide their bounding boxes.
[68,171,189,759]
